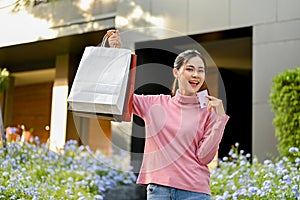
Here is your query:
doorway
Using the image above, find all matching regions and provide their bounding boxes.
[131,27,252,171]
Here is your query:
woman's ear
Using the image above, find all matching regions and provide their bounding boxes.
[173,68,179,78]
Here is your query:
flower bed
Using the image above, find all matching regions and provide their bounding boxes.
[210,143,300,200]
[0,140,136,200]
[1,140,299,199]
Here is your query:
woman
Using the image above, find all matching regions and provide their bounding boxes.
[107,30,229,200]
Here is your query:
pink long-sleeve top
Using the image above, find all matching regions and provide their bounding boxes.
[132,90,229,195]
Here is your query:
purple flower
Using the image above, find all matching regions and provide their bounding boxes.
[257,189,266,197]
[262,180,272,189]
[289,147,299,153]
[94,195,103,200]
[216,196,225,200]
[65,189,73,195]
[232,192,239,200]
[292,185,299,198]
[217,174,224,180]
[248,186,258,195]
[232,153,238,159]
[263,160,272,165]
[0,186,6,192]
[282,175,292,185]
[2,171,9,177]
[276,160,285,169]
[238,178,245,185]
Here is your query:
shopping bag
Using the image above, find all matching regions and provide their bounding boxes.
[68,33,136,121]
[121,54,137,122]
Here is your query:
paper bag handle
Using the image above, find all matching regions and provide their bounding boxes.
[99,33,109,47]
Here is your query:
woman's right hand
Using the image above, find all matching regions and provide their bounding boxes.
[107,29,122,48]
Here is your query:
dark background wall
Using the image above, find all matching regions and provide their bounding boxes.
[130,28,252,172]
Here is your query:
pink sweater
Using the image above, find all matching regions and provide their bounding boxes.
[133,90,229,195]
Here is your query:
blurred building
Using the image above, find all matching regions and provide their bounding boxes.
[0,0,299,167]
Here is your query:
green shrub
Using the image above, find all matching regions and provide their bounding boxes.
[270,68,300,159]
[0,68,10,92]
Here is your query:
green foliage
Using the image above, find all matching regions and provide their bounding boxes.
[0,68,10,93]
[270,68,300,159]
[12,0,61,12]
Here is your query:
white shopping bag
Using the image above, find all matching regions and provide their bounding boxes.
[67,46,132,116]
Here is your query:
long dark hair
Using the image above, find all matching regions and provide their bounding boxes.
[171,49,209,96]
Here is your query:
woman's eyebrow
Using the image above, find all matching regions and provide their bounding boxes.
[186,64,205,69]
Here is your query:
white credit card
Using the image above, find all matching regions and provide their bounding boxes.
[197,90,209,108]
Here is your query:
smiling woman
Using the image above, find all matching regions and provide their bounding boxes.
[108,30,229,200]
[173,53,206,96]
[172,50,206,96]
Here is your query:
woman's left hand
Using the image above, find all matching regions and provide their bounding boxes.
[206,95,226,116]
[107,29,122,48]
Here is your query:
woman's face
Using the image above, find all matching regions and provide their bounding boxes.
[174,56,205,96]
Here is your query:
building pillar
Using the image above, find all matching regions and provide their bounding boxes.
[49,54,70,151]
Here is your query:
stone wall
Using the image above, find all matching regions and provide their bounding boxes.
[104,185,146,200]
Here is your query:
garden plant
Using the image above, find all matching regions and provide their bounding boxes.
[0,139,299,199]
[0,139,136,200]
[270,68,300,159]
[210,143,300,199]
[211,68,300,199]
[1,68,299,199]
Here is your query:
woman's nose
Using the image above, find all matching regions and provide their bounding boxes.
[192,71,200,77]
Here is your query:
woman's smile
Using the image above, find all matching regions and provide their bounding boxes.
[189,80,200,88]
